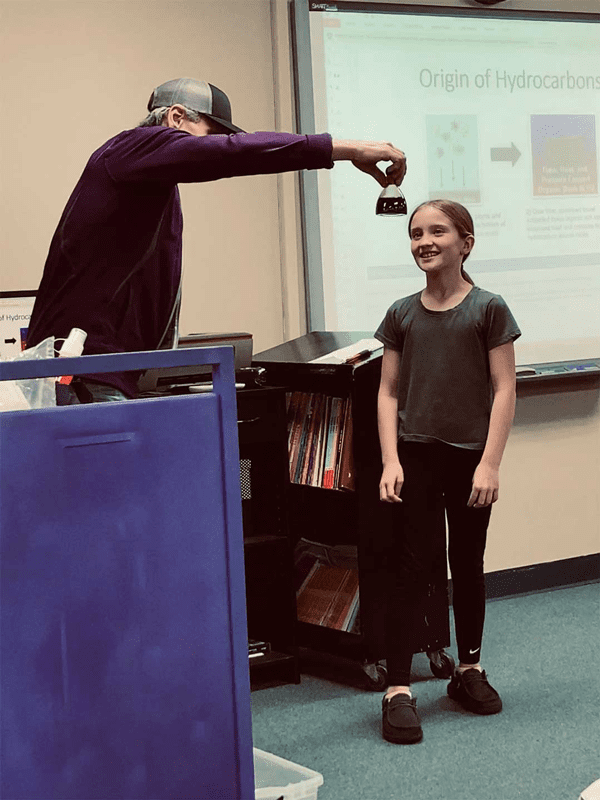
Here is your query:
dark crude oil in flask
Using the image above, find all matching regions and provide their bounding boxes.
[376,184,407,216]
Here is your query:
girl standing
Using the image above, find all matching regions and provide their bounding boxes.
[374,199,521,744]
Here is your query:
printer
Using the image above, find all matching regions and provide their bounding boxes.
[137,332,258,394]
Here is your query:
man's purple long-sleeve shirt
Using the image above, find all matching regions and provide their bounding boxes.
[27,127,333,396]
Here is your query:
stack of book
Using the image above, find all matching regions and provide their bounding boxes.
[248,639,271,660]
[285,392,354,490]
[294,540,360,634]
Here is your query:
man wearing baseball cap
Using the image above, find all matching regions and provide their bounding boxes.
[27,78,407,403]
[146,78,245,134]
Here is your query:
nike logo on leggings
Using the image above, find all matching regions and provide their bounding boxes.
[469,648,479,655]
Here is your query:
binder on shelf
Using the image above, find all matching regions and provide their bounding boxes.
[294,539,360,634]
[288,392,308,483]
[323,396,342,490]
[295,562,360,633]
[294,393,315,484]
[302,393,322,486]
[313,394,330,488]
[321,569,360,631]
[295,548,320,590]
[338,403,355,491]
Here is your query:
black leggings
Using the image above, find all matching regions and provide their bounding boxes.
[385,442,492,687]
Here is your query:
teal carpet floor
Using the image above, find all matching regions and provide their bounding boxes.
[251,582,600,800]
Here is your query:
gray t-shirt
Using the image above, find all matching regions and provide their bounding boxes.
[374,286,521,449]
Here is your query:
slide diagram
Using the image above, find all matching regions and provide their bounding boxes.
[426,113,598,205]
[531,115,598,197]
[426,115,481,203]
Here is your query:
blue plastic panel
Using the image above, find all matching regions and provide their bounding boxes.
[0,348,253,799]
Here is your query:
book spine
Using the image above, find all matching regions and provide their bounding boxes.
[302,393,323,486]
[306,394,322,487]
[314,395,331,488]
[321,568,359,630]
[342,585,361,633]
[298,393,319,484]
[333,397,349,489]
[286,391,302,480]
[338,397,355,491]
[323,396,341,490]
[290,392,311,484]
[286,391,301,453]
[295,556,320,596]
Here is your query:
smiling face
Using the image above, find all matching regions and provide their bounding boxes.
[409,205,474,276]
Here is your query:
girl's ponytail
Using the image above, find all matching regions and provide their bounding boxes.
[461,267,474,286]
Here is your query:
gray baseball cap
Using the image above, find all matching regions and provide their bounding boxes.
[148,78,244,133]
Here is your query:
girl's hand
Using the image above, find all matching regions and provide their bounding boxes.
[380,462,404,503]
[468,463,499,508]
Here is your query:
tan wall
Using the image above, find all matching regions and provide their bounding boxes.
[487,384,599,572]
[0,0,291,351]
[2,0,598,574]
[271,0,600,576]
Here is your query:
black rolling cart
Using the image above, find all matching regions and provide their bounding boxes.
[254,332,455,690]
[236,386,300,688]
[140,376,300,689]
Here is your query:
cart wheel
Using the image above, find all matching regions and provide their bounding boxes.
[427,650,455,679]
[363,661,388,691]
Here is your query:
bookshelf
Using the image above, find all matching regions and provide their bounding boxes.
[254,333,454,689]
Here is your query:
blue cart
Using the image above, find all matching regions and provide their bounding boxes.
[0,348,254,799]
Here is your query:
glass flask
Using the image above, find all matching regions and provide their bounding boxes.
[376,184,407,216]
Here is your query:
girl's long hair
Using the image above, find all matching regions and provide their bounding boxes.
[408,199,475,286]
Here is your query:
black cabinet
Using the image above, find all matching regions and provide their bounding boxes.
[254,333,452,689]
[236,387,300,688]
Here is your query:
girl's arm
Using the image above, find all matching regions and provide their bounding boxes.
[469,341,517,508]
[377,347,404,503]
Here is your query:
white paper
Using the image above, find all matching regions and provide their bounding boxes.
[310,338,383,365]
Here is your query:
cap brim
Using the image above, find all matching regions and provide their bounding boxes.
[205,114,245,134]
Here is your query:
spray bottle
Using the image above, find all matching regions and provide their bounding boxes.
[56,328,87,385]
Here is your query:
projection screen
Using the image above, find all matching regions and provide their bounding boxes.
[293,1,599,366]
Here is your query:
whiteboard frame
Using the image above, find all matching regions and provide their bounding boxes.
[291,0,600,360]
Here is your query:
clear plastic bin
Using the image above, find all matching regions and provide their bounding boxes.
[254,748,324,800]
[580,778,600,800]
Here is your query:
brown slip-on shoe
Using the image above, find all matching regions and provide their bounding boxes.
[447,669,502,715]
[382,693,423,744]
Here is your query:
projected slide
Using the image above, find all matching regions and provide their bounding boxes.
[307,9,599,364]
